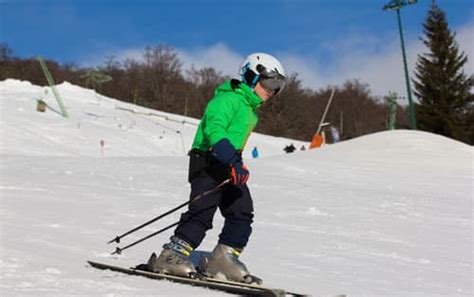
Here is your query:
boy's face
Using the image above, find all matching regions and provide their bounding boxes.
[253,82,274,101]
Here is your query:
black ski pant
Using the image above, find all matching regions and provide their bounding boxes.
[174,150,254,250]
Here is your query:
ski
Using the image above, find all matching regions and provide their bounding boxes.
[87,260,312,297]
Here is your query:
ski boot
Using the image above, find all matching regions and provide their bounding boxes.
[199,243,262,285]
[147,236,198,278]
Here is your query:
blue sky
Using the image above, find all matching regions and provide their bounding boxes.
[1,0,473,98]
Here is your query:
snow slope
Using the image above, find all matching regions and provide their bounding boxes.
[0,79,306,158]
[0,79,472,297]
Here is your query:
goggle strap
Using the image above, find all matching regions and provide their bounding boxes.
[251,74,260,88]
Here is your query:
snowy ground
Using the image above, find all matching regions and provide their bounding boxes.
[0,79,472,297]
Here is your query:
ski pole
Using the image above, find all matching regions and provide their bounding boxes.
[112,221,180,255]
[107,178,231,245]
[107,201,188,245]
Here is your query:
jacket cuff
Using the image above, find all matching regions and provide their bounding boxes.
[211,138,240,165]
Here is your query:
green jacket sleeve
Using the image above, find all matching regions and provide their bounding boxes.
[202,95,238,147]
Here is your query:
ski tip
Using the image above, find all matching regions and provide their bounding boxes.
[87,261,101,269]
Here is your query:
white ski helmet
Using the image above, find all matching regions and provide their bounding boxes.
[239,53,286,94]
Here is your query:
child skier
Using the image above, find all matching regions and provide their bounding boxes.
[147,53,286,283]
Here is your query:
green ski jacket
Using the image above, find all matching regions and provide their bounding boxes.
[192,80,263,152]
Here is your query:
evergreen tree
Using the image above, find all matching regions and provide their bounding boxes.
[413,0,473,144]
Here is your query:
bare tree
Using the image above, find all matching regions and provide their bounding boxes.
[142,45,182,111]
[186,67,227,117]
[0,43,13,61]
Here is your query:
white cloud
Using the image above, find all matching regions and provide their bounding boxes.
[174,19,473,101]
[81,47,144,67]
[327,20,474,100]
[280,20,472,101]
[85,43,243,78]
[87,20,473,102]
[114,48,144,62]
[456,20,474,75]
[176,43,243,78]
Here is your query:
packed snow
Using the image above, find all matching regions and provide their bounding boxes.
[0,79,472,297]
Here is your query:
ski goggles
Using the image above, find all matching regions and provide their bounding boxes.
[260,75,286,94]
[256,64,286,94]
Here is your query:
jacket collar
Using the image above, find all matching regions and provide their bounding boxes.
[232,80,263,110]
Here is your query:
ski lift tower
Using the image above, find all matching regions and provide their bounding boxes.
[383,0,417,129]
